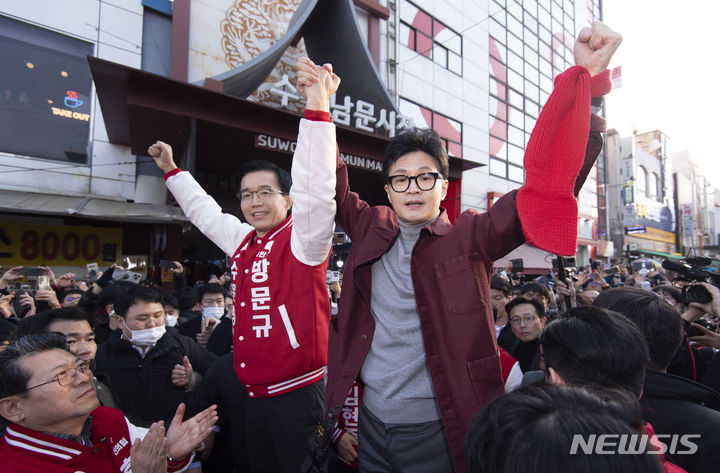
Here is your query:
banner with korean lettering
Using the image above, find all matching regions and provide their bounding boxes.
[0,223,122,266]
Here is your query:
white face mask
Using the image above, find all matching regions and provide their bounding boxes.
[165,315,178,327]
[202,306,224,321]
[122,319,166,346]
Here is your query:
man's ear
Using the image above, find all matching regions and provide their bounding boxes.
[384,184,393,205]
[284,195,293,213]
[440,179,449,201]
[0,397,26,424]
[546,367,566,386]
[110,312,125,332]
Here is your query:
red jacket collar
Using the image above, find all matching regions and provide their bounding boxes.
[246,214,294,246]
[4,423,87,460]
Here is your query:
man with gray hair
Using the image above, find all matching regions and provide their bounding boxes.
[0,333,218,473]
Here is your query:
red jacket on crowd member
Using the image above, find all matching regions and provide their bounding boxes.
[323,66,612,473]
[0,406,191,473]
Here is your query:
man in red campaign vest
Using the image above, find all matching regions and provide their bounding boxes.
[147,62,341,473]
[0,333,217,473]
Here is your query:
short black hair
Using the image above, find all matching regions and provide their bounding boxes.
[540,306,650,397]
[653,285,682,306]
[0,333,67,399]
[18,307,97,337]
[491,275,511,297]
[505,296,545,319]
[238,160,292,194]
[113,285,162,318]
[593,287,683,371]
[61,288,85,298]
[0,319,18,346]
[98,281,135,313]
[520,281,550,302]
[159,289,179,309]
[175,287,198,311]
[197,283,227,301]
[382,128,450,181]
[466,383,662,473]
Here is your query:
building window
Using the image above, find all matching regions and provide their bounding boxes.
[399,0,462,75]
[652,172,662,202]
[488,0,581,184]
[636,166,647,197]
[0,16,93,163]
[399,97,463,158]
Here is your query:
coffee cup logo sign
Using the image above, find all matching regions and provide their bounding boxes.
[64,90,83,108]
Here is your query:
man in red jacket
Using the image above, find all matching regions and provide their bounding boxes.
[0,332,217,473]
[298,22,621,473]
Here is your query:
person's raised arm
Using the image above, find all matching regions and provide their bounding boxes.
[297,59,375,241]
[148,141,251,256]
[515,22,621,257]
[574,22,622,78]
[288,57,340,266]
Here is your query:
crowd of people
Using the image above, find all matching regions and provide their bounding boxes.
[1,20,717,473]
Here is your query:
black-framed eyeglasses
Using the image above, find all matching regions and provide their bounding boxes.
[509,315,539,326]
[23,362,90,392]
[386,172,441,192]
[236,188,286,202]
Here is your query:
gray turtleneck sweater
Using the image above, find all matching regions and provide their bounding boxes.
[360,215,441,423]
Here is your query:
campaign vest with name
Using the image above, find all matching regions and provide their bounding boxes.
[230,215,330,397]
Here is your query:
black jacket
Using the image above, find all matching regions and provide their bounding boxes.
[640,370,720,473]
[188,353,248,473]
[95,330,216,426]
[508,338,541,373]
[668,336,715,382]
[179,315,202,338]
[497,322,517,351]
[206,317,232,356]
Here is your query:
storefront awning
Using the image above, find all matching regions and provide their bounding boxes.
[0,189,188,224]
[631,248,684,261]
[88,57,482,181]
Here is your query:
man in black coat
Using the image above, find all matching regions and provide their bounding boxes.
[96,284,216,426]
[188,353,248,473]
[595,286,720,473]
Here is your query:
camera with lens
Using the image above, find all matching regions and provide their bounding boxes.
[662,257,720,305]
[686,318,719,338]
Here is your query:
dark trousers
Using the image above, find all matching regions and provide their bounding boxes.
[245,379,325,473]
[357,401,454,473]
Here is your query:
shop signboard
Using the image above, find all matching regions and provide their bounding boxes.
[0,223,122,266]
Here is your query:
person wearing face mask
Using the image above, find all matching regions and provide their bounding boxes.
[205,295,235,357]
[160,290,182,329]
[179,283,227,344]
[95,284,217,427]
